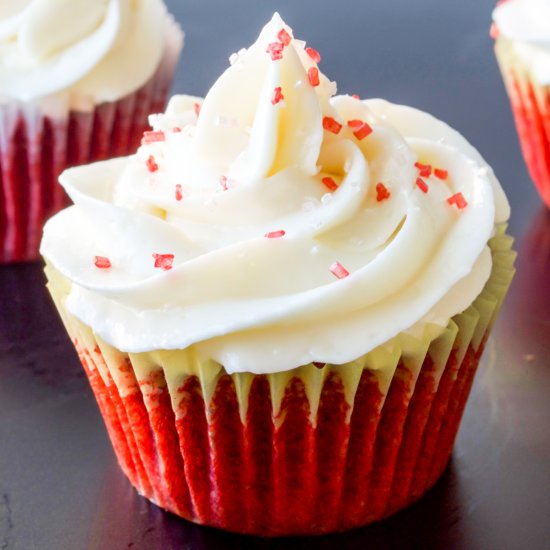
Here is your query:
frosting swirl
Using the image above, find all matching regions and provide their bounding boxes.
[493,0,550,84]
[0,0,174,105]
[41,14,510,374]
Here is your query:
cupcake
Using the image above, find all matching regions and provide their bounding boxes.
[41,13,515,536]
[0,0,183,263]
[492,0,550,207]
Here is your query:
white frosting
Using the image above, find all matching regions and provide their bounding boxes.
[493,0,550,84]
[0,0,174,106]
[41,14,510,374]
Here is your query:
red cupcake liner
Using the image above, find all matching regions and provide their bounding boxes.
[493,31,550,208]
[45,227,515,536]
[68,334,486,536]
[507,76,550,207]
[0,26,182,264]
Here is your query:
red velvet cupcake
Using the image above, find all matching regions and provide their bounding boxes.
[0,0,183,263]
[41,14,515,536]
[492,0,550,207]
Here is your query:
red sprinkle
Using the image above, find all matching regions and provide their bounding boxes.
[305,46,321,63]
[347,119,364,128]
[323,116,342,135]
[330,261,350,279]
[434,168,448,180]
[141,131,165,144]
[322,176,338,192]
[267,41,284,60]
[489,23,500,40]
[447,192,468,209]
[152,253,175,271]
[219,175,228,191]
[94,256,111,269]
[265,230,286,239]
[271,86,284,105]
[416,177,429,193]
[173,127,182,133]
[351,94,361,100]
[193,102,201,117]
[146,155,158,173]
[175,184,183,201]
[415,162,432,177]
[308,66,320,87]
[352,122,373,140]
[277,28,292,46]
[376,182,391,202]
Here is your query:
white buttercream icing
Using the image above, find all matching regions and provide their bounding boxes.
[41,14,510,374]
[493,0,550,84]
[0,0,175,106]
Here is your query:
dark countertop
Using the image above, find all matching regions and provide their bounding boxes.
[1,1,550,549]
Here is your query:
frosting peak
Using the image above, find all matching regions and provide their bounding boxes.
[0,0,174,105]
[196,14,328,182]
[493,0,550,84]
[18,0,109,62]
[41,14,510,374]
[493,0,550,44]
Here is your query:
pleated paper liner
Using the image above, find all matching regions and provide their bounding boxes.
[44,226,515,536]
[494,35,550,208]
[0,18,182,264]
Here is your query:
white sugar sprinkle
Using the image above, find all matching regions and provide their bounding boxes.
[302,199,318,212]
[478,166,490,177]
[311,219,323,229]
[321,193,333,205]
[215,116,240,128]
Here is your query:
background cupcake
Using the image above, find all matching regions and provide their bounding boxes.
[41,14,515,536]
[0,0,183,263]
[492,0,550,208]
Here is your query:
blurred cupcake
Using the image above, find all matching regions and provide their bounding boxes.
[41,14,515,536]
[492,0,550,208]
[0,0,183,263]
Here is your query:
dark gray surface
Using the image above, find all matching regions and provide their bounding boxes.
[2,1,550,549]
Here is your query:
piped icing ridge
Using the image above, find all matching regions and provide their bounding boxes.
[41,13,510,374]
[0,0,179,106]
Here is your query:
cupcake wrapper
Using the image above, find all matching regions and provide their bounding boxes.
[45,228,515,536]
[494,38,550,208]
[0,19,182,264]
